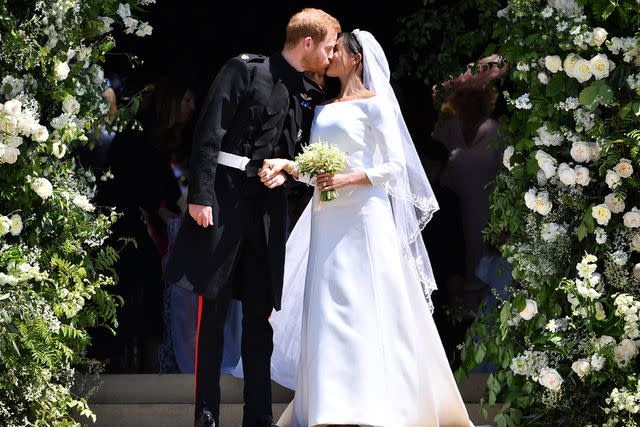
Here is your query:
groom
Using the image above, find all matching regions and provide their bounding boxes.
[164,8,340,427]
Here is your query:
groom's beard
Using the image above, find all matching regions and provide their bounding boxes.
[301,54,329,75]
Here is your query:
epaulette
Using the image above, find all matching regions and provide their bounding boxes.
[238,53,267,63]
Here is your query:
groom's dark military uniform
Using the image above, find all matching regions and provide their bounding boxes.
[164,52,323,427]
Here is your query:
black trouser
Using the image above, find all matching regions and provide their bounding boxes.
[194,207,274,427]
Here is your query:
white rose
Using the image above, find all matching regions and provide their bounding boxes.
[0,115,18,133]
[524,189,537,210]
[9,214,22,236]
[538,367,563,392]
[591,27,608,46]
[575,165,590,186]
[631,234,640,252]
[605,193,626,214]
[54,59,70,81]
[557,163,577,186]
[0,216,10,236]
[1,146,19,164]
[536,150,557,178]
[519,299,539,320]
[592,204,612,226]
[545,55,563,73]
[31,125,49,143]
[573,59,593,83]
[634,264,640,281]
[590,354,606,371]
[590,54,611,80]
[52,142,67,159]
[606,170,622,189]
[614,158,633,178]
[503,145,515,170]
[31,177,53,199]
[563,53,581,78]
[538,72,550,85]
[3,99,21,116]
[534,192,553,216]
[570,141,591,163]
[624,208,640,229]
[62,97,80,115]
[571,359,591,378]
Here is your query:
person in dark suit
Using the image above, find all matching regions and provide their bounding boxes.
[164,8,340,427]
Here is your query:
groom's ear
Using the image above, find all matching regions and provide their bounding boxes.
[303,36,313,49]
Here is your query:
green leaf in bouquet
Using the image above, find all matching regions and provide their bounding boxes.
[512,294,526,312]
[546,74,564,98]
[580,81,614,111]
[475,342,487,364]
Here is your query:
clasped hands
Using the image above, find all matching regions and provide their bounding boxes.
[258,159,355,192]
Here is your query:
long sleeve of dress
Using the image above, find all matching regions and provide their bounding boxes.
[187,58,250,206]
[362,101,404,186]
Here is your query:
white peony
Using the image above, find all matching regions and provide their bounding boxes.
[537,72,550,85]
[631,234,640,252]
[557,163,577,186]
[571,359,591,378]
[31,177,53,199]
[3,99,21,116]
[605,193,626,214]
[573,59,593,83]
[1,145,19,164]
[525,189,537,210]
[54,59,70,81]
[9,214,22,236]
[62,97,80,115]
[606,170,621,189]
[590,54,611,80]
[534,192,553,216]
[570,141,591,163]
[538,367,563,392]
[614,158,633,178]
[563,53,581,78]
[592,204,612,226]
[31,125,49,143]
[503,145,515,170]
[575,165,590,186]
[591,27,608,46]
[519,299,539,320]
[52,142,67,159]
[545,55,563,73]
[623,208,640,229]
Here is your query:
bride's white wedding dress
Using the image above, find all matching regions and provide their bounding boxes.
[268,96,473,427]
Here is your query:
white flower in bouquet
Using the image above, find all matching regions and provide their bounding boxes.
[515,93,532,109]
[295,141,348,202]
[525,190,553,216]
[573,58,593,83]
[1,75,24,98]
[139,0,157,5]
[72,194,95,212]
[534,124,564,146]
[31,125,49,143]
[53,59,70,81]
[557,96,580,111]
[575,165,590,186]
[503,145,515,170]
[624,208,640,229]
[597,335,617,349]
[545,318,569,332]
[548,0,583,16]
[18,109,39,137]
[0,115,18,133]
[576,279,602,300]
[577,254,598,279]
[606,170,622,189]
[516,62,530,72]
[496,6,510,18]
[608,37,640,63]
[592,204,611,226]
[89,64,105,85]
[570,141,591,163]
[614,159,633,178]
[634,264,640,281]
[117,3,132,19]
[631,234,640,252]
[124,17,139,34]
[541,223,565,242]
[537,72,550,85]
[544,55,563,73]
[605,193,626,214]
[535,150,557,178]
[595,227,607,244]
[6,135,22,148]
[538,367,563,391]
[3,99,21,117]
[612,250,629,266]
[591,354,606,371]
[135,22,153,37]
[558,163,577,186]
[614,339,638,367]
[1,145,19,164]
[0,216,11,236]
[31,177,53,199]
[574,108,595,131]
[52,142,67,159]
[62,97,80,115]
[595,302,606,321]
[541,6,554,18]
[519,299,539,320]
[591,27,608,46]
[536,169,548,186]
[572,359,591,378]
[590,54,611,80]
[9,214,22,236]
[98,16,115,35]
[563,54,581,78]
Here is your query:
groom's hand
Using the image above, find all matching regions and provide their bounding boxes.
[260,158,292,180]
[188,204,213,228]
[259,170,288,189]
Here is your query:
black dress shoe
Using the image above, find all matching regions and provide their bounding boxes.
[256,415,278,427]
[194,408,215,427]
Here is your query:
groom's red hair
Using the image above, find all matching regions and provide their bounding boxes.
[285,8,341,46]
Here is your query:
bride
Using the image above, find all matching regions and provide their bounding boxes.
[257,29,473,427]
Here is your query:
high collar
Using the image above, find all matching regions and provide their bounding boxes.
[270,52,324,96]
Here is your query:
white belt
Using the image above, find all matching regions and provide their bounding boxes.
[217,151,251,171]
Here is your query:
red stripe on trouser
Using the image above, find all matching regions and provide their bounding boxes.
[194,295,203,402]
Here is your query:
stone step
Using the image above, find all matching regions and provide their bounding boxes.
[85,403,500,427]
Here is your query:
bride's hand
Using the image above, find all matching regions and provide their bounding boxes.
[260,158,295,180]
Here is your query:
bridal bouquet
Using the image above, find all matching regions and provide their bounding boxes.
[295,141,348,202]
